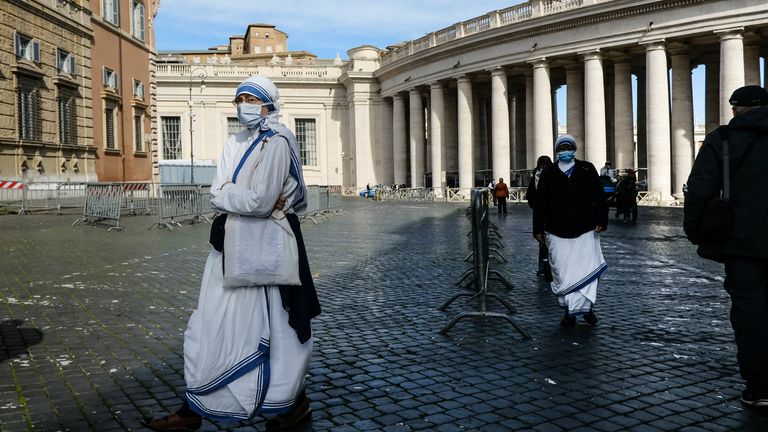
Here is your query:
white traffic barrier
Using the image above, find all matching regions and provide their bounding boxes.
[72,184,125,231]
[0,180,25,214]
[150,184,201,230]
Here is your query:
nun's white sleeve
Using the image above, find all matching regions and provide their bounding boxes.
[210,135,238,208]
[210,136,291,217]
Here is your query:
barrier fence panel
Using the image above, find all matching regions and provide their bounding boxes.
[0,180,25,214]
[121,182,153,216]
[55,183,88,214]
[509,187,528,203]
[151,184,201,230]
[327,185,342,213]
[72,183,125,231]
[318,186,330,214]
[197,185,214,223]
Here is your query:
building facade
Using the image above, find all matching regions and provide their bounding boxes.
[89,0,159,182]
[156,0,768,203]
[0,0,96,182]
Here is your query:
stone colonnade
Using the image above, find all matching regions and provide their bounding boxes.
[383,28,764,202]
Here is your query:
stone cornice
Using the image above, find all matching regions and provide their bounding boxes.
[8,0,93,40]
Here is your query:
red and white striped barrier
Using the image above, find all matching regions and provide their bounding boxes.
[0,181,24,190]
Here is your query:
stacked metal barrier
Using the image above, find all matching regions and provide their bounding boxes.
[300,184,343,224]
[72,184,125,231]
[438,187,530,339]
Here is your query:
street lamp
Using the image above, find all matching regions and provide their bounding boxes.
[188,66,207,184]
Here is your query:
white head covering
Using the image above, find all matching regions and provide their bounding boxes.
[554,134,577,151]
[235,75,281,129]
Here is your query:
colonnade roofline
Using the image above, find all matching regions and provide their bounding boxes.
[375,0,768,97]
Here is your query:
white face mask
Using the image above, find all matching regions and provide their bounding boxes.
[237,103,265,129]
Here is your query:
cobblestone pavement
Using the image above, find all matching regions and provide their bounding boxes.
[1,199,767,432]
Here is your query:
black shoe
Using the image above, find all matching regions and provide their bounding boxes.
[741,389,768,408]
[584,311,598,325]
[560,315,576,327]
[265,393,312,431]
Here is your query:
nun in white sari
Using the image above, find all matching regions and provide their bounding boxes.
[143,76,321,432]
[532,134,608,327]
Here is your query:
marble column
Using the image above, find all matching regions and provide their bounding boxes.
[670,48,695,199]
[392,93,407,185]
[744,44,761,86]
[583,51,607,166]
[565,65,585,160]
[490,68,511,183]
[636,72,647,173]
[645,41,672,202]
[457,76,474,192]
[705,62,720,134]
[531,60,553,163]
[525,75,534,167]
[429,82,445,194]
[409,89,425,187]
[380,97,394,185]
[717,29,745,124]
[613,59,634,170]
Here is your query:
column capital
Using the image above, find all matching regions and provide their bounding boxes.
[667,41,690,56]
[392,93,404,101]
[408,88,421,96]
[488,67,508,76]
[528,58,549,68]
[578,50,602,61]
[641,40,666,51]
[455,75,472,84]
[715,27,744,40]
[429,81,443,90]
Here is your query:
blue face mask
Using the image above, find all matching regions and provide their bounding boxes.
[237,103,265,129]
[557,150,576,163]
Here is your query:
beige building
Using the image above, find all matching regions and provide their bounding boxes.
[156,0,768,203]
[0,0,97,182]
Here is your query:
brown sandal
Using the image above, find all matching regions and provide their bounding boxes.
[141,412,202,432]
[265,396,312,431]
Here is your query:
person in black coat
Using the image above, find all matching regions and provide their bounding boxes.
[533,135,608,326]
[684,85,768,408]
[527,155,553,277]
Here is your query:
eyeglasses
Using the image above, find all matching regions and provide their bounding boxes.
[233,95,261,105]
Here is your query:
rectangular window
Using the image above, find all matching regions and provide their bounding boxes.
[266,45,273,53]
[227,117,241,138]
[105,106,116,149]
[132,0,145,41]
[17,76,43,141]
[56,48,76,76]
[253,46,261,54]
[58,87,78,145]
[14,33,40,63]
[134,110,144,152]
[161,116,181,159]
[133,79,144,100]
[103,0,119,25]
[295,119,317,166]
[104,67,118,91]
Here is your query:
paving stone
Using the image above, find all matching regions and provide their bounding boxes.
[1,202,768,431]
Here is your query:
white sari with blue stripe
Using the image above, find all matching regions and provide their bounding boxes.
[183,123,311,421]
[546,230,607,316]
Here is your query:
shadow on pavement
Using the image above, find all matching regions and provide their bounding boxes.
[0,319,43,363]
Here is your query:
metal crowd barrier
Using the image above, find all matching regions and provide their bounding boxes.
[637,191,662,206]
[121,182,154,216]
[0,180,25,214]
[72,183,125,231]
[327,185,343,213]
[197,185,214,223]
[150,184,202,230]
[508,187,528,203]
[438,187,530,339]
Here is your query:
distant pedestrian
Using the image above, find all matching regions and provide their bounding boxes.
[494,177,510,215]
[488,179,497,206]
[527,155,553,277]
[533,134,608,326]
[142,75,321,431]
[684,85,768,409]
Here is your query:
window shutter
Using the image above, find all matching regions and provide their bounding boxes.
[103,68,109,85]
[69,56,76,75]
[32,41,40,63]
[14,33,22,57]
